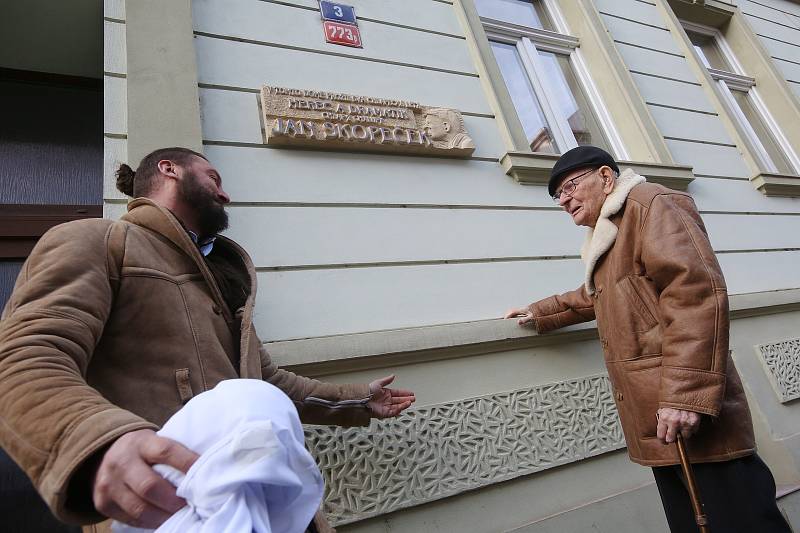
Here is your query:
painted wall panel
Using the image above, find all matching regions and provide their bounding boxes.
[702,213,800,250]
[774,58,800,82]
[758,35,800,62]
[104,137,128,200]
[664,139,749,177]
[252,250,800,340]
[630,73,716,112]
[227,206,584,267]
[226,207,800,268]
[104,0,125,20]
[104,76,127,135]
[615,42,697,83]
[193,35,492,115]
[717,250,800,293]
[265,0,464,37]
[200,145,551,207]
[688,177,800,213]
[103,21,126,74]
[740,0,799,25]
[647,105,733,145]
[191,0,475,75]
[197,88,506,159]
[762,0,800,18]
[594,0,667,29]
[600,13,681,54]
[197,146,800,215]
[744,12,800,44]
[253,259,587,340]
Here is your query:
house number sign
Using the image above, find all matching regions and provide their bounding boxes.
[320,1,362,48]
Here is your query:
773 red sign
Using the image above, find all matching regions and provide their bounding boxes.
[323,20,362,48]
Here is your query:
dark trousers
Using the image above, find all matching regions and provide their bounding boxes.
[653,453,792,533]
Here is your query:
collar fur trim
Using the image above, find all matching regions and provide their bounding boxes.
[580,168,646,294]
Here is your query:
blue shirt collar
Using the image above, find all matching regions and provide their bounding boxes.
[187,231,216,257]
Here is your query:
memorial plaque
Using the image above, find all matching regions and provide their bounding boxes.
[260,86,476,158]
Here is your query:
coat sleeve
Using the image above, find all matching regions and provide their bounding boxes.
[641,193,729,417]
[528,285,596,334]
[0,220,157,525]
[259,346,372,427]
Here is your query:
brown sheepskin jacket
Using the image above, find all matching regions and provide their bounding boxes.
[528,175,755,466]
[0,199,371,528]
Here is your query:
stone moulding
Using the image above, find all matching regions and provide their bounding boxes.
[500,151,695,191]
[750,172,800,198]
[755,338,800,403]
[305,374,624,526]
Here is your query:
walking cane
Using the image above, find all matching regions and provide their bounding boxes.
[676,432,710,532]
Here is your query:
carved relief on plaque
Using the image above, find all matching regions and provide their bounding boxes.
[260,86,475,157]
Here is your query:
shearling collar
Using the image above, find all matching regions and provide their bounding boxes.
[580,168,646,294]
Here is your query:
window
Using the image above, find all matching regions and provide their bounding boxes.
[685,24,798,175]
[476,0,615,155]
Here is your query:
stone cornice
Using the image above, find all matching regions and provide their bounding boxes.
[750,172,800,197]
[499,151,695,191]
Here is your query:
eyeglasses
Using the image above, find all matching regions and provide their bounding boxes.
[552,168,598,203]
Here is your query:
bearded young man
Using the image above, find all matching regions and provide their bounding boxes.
[505,146,790,532]
[0,147,415,533]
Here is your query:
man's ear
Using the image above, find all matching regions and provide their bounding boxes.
[157,159,179,181]
[600,166,616,194]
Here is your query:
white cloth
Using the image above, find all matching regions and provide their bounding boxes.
[112,379,324,533]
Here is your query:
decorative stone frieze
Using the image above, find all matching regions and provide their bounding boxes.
[305,374,624,525]
[755,338,800,403]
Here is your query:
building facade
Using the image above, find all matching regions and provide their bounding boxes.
[101,0,800,530]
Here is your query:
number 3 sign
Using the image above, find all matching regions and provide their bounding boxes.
[320,1,362,48]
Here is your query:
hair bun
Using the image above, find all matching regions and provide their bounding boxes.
[115,163,136,196]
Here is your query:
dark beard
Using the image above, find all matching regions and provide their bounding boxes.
[180,170,229,237]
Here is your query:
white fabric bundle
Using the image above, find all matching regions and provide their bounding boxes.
[113,379,324,533]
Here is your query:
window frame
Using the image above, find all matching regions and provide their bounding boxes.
[479,0,628,159]
[683,20,800,175]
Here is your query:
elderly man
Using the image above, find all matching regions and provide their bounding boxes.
[0,147,415,533]
[505,146,790,532]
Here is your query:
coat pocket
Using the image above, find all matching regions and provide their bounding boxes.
[617,276,658,332]
[622,356,662,439]
[175,368,194,404]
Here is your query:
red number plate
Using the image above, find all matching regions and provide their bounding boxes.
[323,20,362,48]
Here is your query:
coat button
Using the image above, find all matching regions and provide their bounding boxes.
[212,304,222,315]
[597,286,603,294]
[616,391,623,401]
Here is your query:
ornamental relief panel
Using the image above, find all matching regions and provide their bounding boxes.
[755,338,800,403]
[305,374,624,525]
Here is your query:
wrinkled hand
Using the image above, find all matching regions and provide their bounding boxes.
[92,429,199,528]
[367,375,416,419]
[656,408,701,445]
[504,306,535,328]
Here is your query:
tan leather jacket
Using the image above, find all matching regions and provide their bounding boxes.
[0,199,370,525]
[529,182,755,466]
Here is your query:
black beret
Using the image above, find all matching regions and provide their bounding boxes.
[548,146,620,197]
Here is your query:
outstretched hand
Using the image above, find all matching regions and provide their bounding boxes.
[504,306,535,327]
[367,375,416,419]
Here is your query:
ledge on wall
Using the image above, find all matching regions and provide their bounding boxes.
[750,172,800,197]
[500,151,695,191]
[268,288,800,376]
[667,0,736,28]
